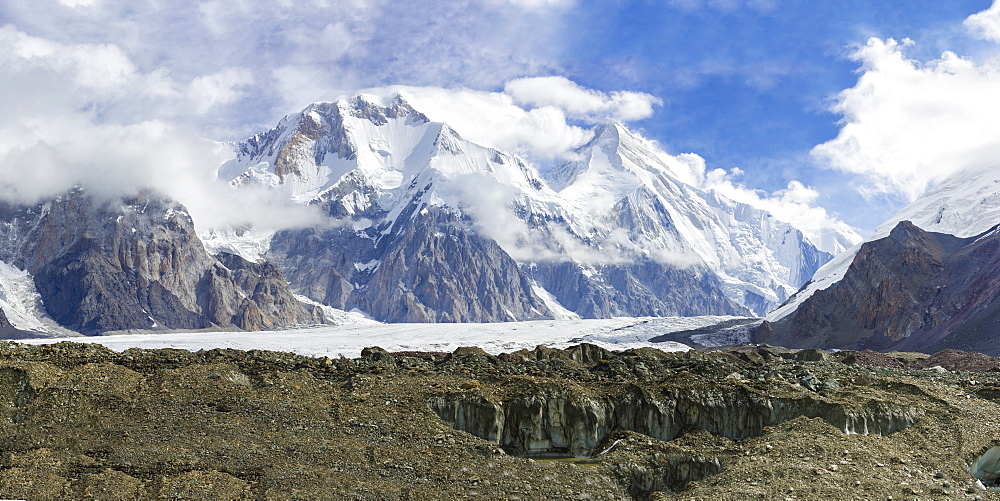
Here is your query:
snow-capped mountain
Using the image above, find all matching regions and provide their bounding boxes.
[768,162,1000,323]
[544,122,834,315]
[217,94,846,321]
[761,162,1000,354]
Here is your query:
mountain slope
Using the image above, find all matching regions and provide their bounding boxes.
[0,189,323,335]
[543,123,833,315]
[758,220,1000,354]
[219,95,849,321]
[768,162,1000,324]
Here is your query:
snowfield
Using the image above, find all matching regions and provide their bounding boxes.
[17,316,752,358]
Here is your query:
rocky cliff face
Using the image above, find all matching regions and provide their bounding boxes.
[270,206,554,323]
[0,189,322,335]
[528,260,745,318]
[760,220,1000,354]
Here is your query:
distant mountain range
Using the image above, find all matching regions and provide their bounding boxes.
[0,93,867,336]
[215,95,854,322]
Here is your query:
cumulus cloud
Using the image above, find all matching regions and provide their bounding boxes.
[189,68,255,115]
[367,85,594,160]
[348,79,661,162]
[965,1,1000,43]
[813,37,1000,201]
[3,0,576,137]
[678,162,862,255]
[0,26,322,232]
[504,76,662,122]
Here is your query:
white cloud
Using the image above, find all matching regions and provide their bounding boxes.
[375,85,595,160]
[485,0,576,9]
[965,1,1000,43]
[695,167,861,255]
[812,37,1000,201]
[189,68,255,114]
[0,26,323,232]
[356,79,659,162]
[504,76,662,122]
[57,0,98,8]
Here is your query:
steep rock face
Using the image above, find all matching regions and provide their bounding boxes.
[528,260,746,318]
[0,190,322,335]
[761,221,1000,354]
[429,382,920,458]
[270,207,553,323]
[360,210,550,322]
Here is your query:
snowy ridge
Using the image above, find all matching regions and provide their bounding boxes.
[220,95,566,247]
[548,122,833,313]
[768,162,1000,322]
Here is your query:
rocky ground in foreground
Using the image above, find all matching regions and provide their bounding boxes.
[0,341,1000,500]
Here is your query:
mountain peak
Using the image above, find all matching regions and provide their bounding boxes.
[338,93,428,126]
[589,120,628,147]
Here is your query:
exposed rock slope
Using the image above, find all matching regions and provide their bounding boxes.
[769,161,1000,325]
[760,220,1000,354]
[0,190,322,335]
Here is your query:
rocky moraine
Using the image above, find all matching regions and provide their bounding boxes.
[1,340,1000,499]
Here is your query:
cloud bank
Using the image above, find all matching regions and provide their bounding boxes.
[370,81,658,162]
[504,76,661,122]
[0,25,323,232]
[0,0,861,249]
[814,2,1000,202]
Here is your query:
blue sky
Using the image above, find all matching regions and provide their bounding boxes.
[559,0,994,230]
[2,0,1000,237]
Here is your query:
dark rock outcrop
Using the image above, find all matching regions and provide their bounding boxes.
[429,382,921,458]
[271,206,552,323]
[763,221,1000,354]
[0,189,322,334]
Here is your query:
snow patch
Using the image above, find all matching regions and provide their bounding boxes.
[0,261,49,333]
[353,260,380,272]
[530,282,579,320]
[199,226,276,262]
[293,295,381,326]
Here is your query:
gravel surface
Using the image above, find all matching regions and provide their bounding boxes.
[0,341,998,500]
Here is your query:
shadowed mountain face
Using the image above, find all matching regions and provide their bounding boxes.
[0,190,322,335]
[759,220,1000,355]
